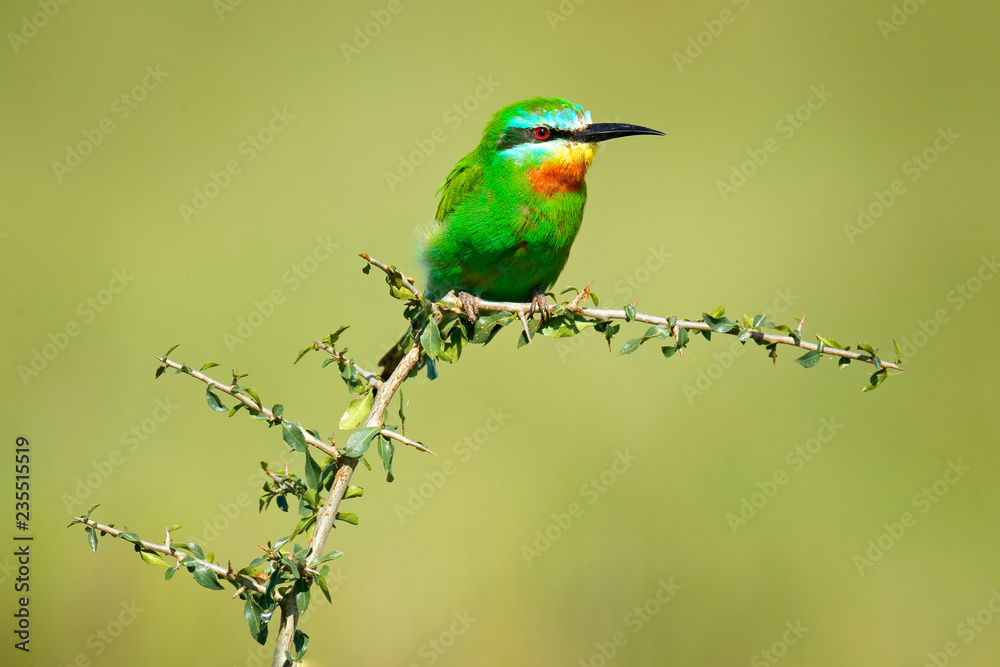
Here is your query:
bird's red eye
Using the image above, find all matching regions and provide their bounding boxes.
[533,126,550,140]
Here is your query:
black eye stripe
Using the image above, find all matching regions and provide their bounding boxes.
[497,126,575,151]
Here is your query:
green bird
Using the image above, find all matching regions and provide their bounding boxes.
[379,96,664,379]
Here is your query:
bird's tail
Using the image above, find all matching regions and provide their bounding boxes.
[377,323,437,382]
[377,327,414,381]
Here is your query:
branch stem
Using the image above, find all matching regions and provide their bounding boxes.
[155,357,341,457]
[467,298,906,372]
[306,344,422,566]
[272,594,299,667]
[72,517,268,595]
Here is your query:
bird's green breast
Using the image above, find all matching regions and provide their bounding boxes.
[421,169,588,302]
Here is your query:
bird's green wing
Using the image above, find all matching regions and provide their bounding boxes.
[435,159,484,222]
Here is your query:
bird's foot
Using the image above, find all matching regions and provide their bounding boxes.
[528,290,552,322]
[457,291,479,323]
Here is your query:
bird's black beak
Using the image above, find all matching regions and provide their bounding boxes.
[575,122,666,143]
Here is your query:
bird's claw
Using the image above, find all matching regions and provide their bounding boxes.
[528,291,552,322]
[457,291,479,323]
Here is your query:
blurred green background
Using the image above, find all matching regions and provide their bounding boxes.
[2,1,998,665]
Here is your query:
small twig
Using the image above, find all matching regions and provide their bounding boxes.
[265,471,303,495]
[312,340,383,391]
[155,357,341,458]
[359,253,424,299]
[566,283,593,310]
[380,428,437,457]
[72,517,269,596]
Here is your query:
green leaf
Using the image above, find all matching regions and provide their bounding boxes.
[296,586,311,616]
[472,312,516,345]
[304,451,321,491]
[537,314,596,339]
[676,328,689,348]
[420,321,442,358]
[242,386,262,409]
[344,427,380,458]
[702,312,737,333]
[339,389,374,430]
[199,362,219,371]
[163,344,180,358]
[86,526,98,552]
[154,365,166,379]
[315,571,332,603]
[516,318,540,348]
[661,345,678,358]
[863,369,889,392]
[624,304,636,321]
[839,356,851,368]
[140,550,168,566]
[272,404,284,419]
[302,489,320,512]
[377,436,395,483]
[436,327,464,363]
[344,485,364,499]
[893,338,902,363]
[293,346,313,365]
[816,335,844,350]
[857,341,877,356]
[290,515,316,539]
[708,305,726,318]
[120,528,141,544]
[640,325,671,342]
[795,349,824,368]
[618,338,642,356]
[594,320,620,350]
[313,550,343,565]
[192,566,225,590]
[326,325,350,347]
[293,630,310,659]
[181,542,206,560]
[282,423,308,452]
[205,388,227,412]
[244,597,269,645]
[335,512,359,525]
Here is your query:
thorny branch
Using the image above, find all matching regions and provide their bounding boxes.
[361,253,905,374]
[77,249,906,667]
[71,517,270,596]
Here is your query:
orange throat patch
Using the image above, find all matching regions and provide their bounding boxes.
[527,157,590,196]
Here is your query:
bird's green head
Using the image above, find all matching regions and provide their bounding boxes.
[477,97,664,195]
